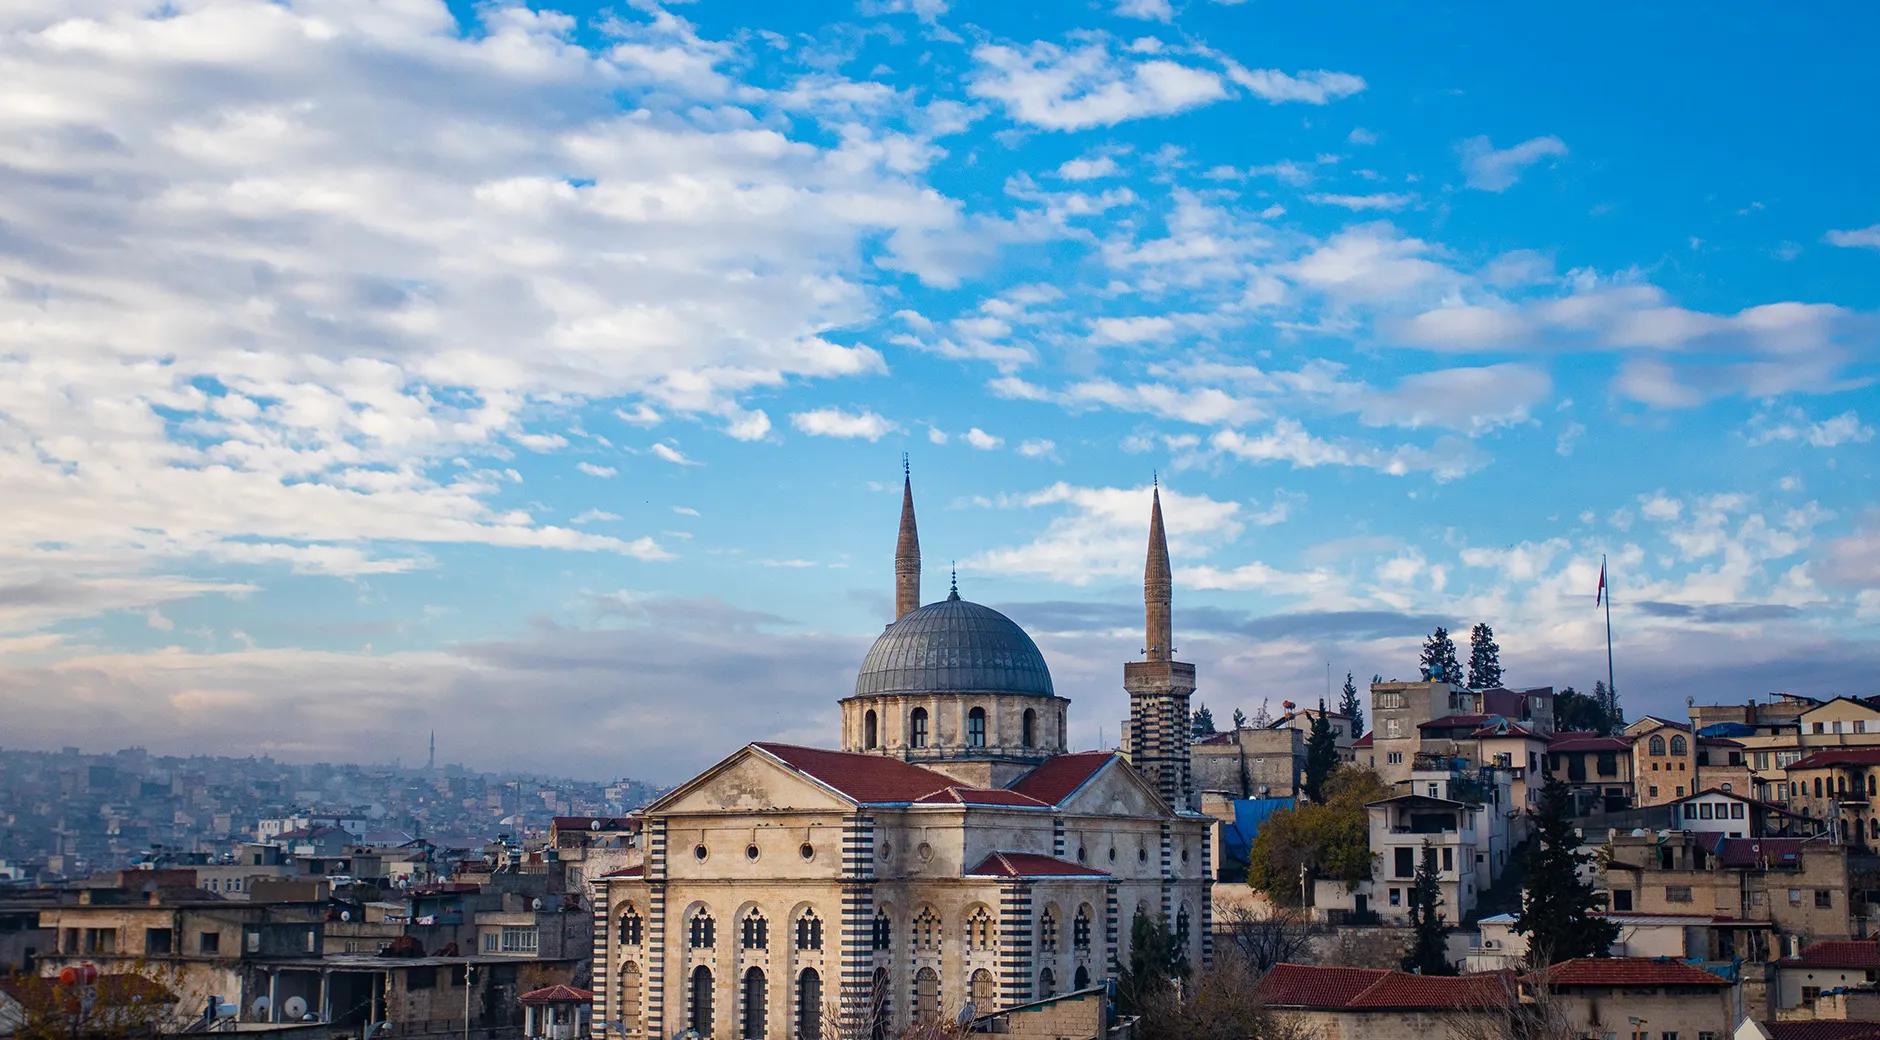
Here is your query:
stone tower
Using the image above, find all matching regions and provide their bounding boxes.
[1124,482,1196,810]
[894,459,921,619]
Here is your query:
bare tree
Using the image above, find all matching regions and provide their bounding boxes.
[1217,903,1316,973]
[1439,972,1579,1040]
[821,986,973,1040]
[1136,948,1305,1040]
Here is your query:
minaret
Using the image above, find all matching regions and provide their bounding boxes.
[1124,479,1196,811]
[894,455,921,620]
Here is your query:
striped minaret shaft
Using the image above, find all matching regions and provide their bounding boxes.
[895,460,921,620]
[1124,481,1196,811]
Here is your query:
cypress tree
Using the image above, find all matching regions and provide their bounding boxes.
[1401,840,1453,974]
[1303,699,1339,803]
[1420,627,1461,684]
[1231,707,1248,730]
[1191,704,1216,737]
[1514,773,1619,964]
[1467,622,1503,689]
[1338,672,1363,735]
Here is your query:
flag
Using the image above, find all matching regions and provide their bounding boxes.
[1595,557,1607,607]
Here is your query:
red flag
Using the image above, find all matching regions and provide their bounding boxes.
[1595,558,1607,606]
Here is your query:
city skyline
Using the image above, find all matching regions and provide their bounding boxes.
[1,1,1876,781]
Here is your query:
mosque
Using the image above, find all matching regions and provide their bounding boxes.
[588,470,1212,1038]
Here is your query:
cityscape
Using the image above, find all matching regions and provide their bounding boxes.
[1,1,1876,1040]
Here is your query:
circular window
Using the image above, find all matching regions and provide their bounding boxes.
[1108,847,1116,863]
[800,843,815,861]
[879,841,893,859]
[917,842,934,863]
[1181,847,1190,863]
[693,844,708,861]
[745,844,760,861]
[1137,848,1148,864]
[1076,845,1087,863]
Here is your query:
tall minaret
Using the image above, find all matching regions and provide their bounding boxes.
[894,455,921,620]
[1124,479,1196,810]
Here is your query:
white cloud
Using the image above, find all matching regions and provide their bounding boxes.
[967,482,1243,583]
[1307,192,1414,211]
[1748,410,1875,448]
[1458,134,1569,191]
[1058,155,1123,180]
[672,506,702,518]
[964,427,1004,450]
[1219,64,1366,105]
[1211,422,1484,481]
[1347,127,1378,145]
[1114,0,1174,21]
[1641,494,1682,522]
[968,39,1228,130]
[1018,438,1057,458]
[1357,364,1552,434]
[791,408,900,440]
[650,443,702,466]
[571,509,621,524]
[1825,224,1880,250]
[577,463,619,478]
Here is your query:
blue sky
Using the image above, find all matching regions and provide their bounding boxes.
[0,0,1875,782]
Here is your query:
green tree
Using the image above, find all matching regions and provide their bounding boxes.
[1401,840,1453,974]
[1304,699,1339,803]
[1467,622,1503,690]
[1594,680,1623,730]
[1420,627,1461,684]
[1231,707,1248,730]
[1514,773,1619,965]
[1553,686,1612,734]
[1191,704,1216,737]
[1112,909,1185,1014]
[1248,766,1389,905]
[1338,672,1363,735]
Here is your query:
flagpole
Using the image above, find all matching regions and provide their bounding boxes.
[1603,553,1616,716]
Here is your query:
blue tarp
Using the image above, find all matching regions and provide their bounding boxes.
[1698,722,1755,738]
[1219,797,1295,864]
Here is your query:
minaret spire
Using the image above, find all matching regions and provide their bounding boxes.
[894,454,921,620]
[1145,479,1172,662]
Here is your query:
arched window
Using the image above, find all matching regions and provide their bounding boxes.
[619,962,642,1037]
[870,968,890,1040]
[689,965,714,1034]
[618,905,642,946]
[741,910,768,950]
[1022,708,1037,748]
[797,968,822,1040]
[913,967,940,1022]
[796,910,824,951]
[864,710,878,749]
[966,907,994,951]
[1037,908,1057,952]
[969,969,995,1010]
[1072,906,1092,950]
[1870,775,1877,798]
[689,910,716,949]
[1073,965,1090,991]
[968,707,987,748]
[1817,777,1825,798]
[913,907,941,950]
[1670,735,1688,756]
[910,708,929,749]
[872,910,892,951]
[1038,967,1055,998]
[1840,776,1849,795]
[741,967,766,1040]
[1648,736,1666,756]
[1871,818,1879,841]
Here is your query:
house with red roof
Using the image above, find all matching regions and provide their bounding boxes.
[588,475,1211,1039]
[1532,957,1736,1036]
[1546,730,1637,813]
[1774,939,1880,1011]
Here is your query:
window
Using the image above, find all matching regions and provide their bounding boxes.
[1816,778,1825,798]
[1664,885,1692,904]
[1815,722,1826,734]
[690,966,714,1035]
[1387,751,1403,765]
[1816,890,1833,909]
[145,928,173,955]
[1072,906,1091,950]
[1022,709,1037,748]
[872,911,891,951]
[1612,889,1633,912]
[619,908,643,945]
[1074,966,1091,991]
[1803,986,1821,1005]
[1834,721,1845,734]
[1670,735,1687,756]
[1175,907,1190,949]
[966,907,994,951]
[1788,889,1803,906]
[1389,888,1402,906]
[198,931,220,955]
[1663,1032,1679,1040]
[690,911,716,949]
[500,926,538,953]
[1731,802,1745,819]
[797,969,822,1040]
[409,967,437,990]
[1442,848,1454,872]
[971,970,996,1010]
[1698,803,1713,819]
[1649,735,1666,755]
[967,707,987,748]
[1649,786,1659,799]
[864,710,878,749]
[796,911,823,951]
[1597,752,1618,777]
[910,708,929,748]
[1038,967,1055,998]
[1395,848,1415,879]
[913,907,941,950]
[741,967,766,1040]
[1038,909,1057,952]
[741,911,768,950]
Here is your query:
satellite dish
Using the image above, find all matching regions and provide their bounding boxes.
[251,996,271,1017]
[341,910,352,922]
[283,996,309,1020]
[531,897,543,911]
[591,820,602,831]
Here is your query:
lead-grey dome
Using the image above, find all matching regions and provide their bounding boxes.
[854,596,1055,698]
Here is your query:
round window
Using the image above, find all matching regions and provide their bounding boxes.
[693,844,708,861]
[745,844,760,861]
[1076,845,1087,863]
[917,842,934,863]
[1108,847,1116,863]
[800,842,815,861]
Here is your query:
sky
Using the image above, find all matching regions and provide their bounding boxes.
[0,0,1876,784]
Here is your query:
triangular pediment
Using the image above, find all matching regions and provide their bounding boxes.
[647,745,855,816]
[1059,757,1170,818]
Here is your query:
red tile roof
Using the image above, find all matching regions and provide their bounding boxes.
[1353,731,1373,748]
[966,852,1110,879]
[1254,964,1389,1008]
[519,985,594,1005]
[1777,940,1880,970]
[1766,1023,1880,1040]
[1008,751,1116,805]
[913,787,1050,808]
[1534,957,1730,988]
[753,743,958,804]
[1791,747,1880,770]
[1255,964,1516,1010]
[598,864,644,879]
[1714,836,1818,868]
[1548,732,1633,752]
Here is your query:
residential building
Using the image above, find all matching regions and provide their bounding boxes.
[1784,748,1880,850]
[1546,732,1636,813]
[1774,940,1880,1011]
[1632,717,1698,805]
[1530,957,1738,1040]
[1666,788,1819,840]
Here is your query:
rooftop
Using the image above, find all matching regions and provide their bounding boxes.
[1778,940,1880,970]
[1533,957,1731,988]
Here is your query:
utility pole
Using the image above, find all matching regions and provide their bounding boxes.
[463,962,474,1040]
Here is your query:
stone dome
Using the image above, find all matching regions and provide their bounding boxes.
[854,594,1055,698]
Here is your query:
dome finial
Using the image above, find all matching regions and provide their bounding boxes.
[948,561,959,601]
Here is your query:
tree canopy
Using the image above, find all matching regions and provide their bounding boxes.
[1514,773,1619,964]
[1338,671,1363,736]
[1303,700,1340,803]
[1248,766,1389,904]
[1401,840,1453,975]
[1420,627,1461,684]
[1553,686,1614,734]
[1467,622,1503,689]
[1191,704,1216,737]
